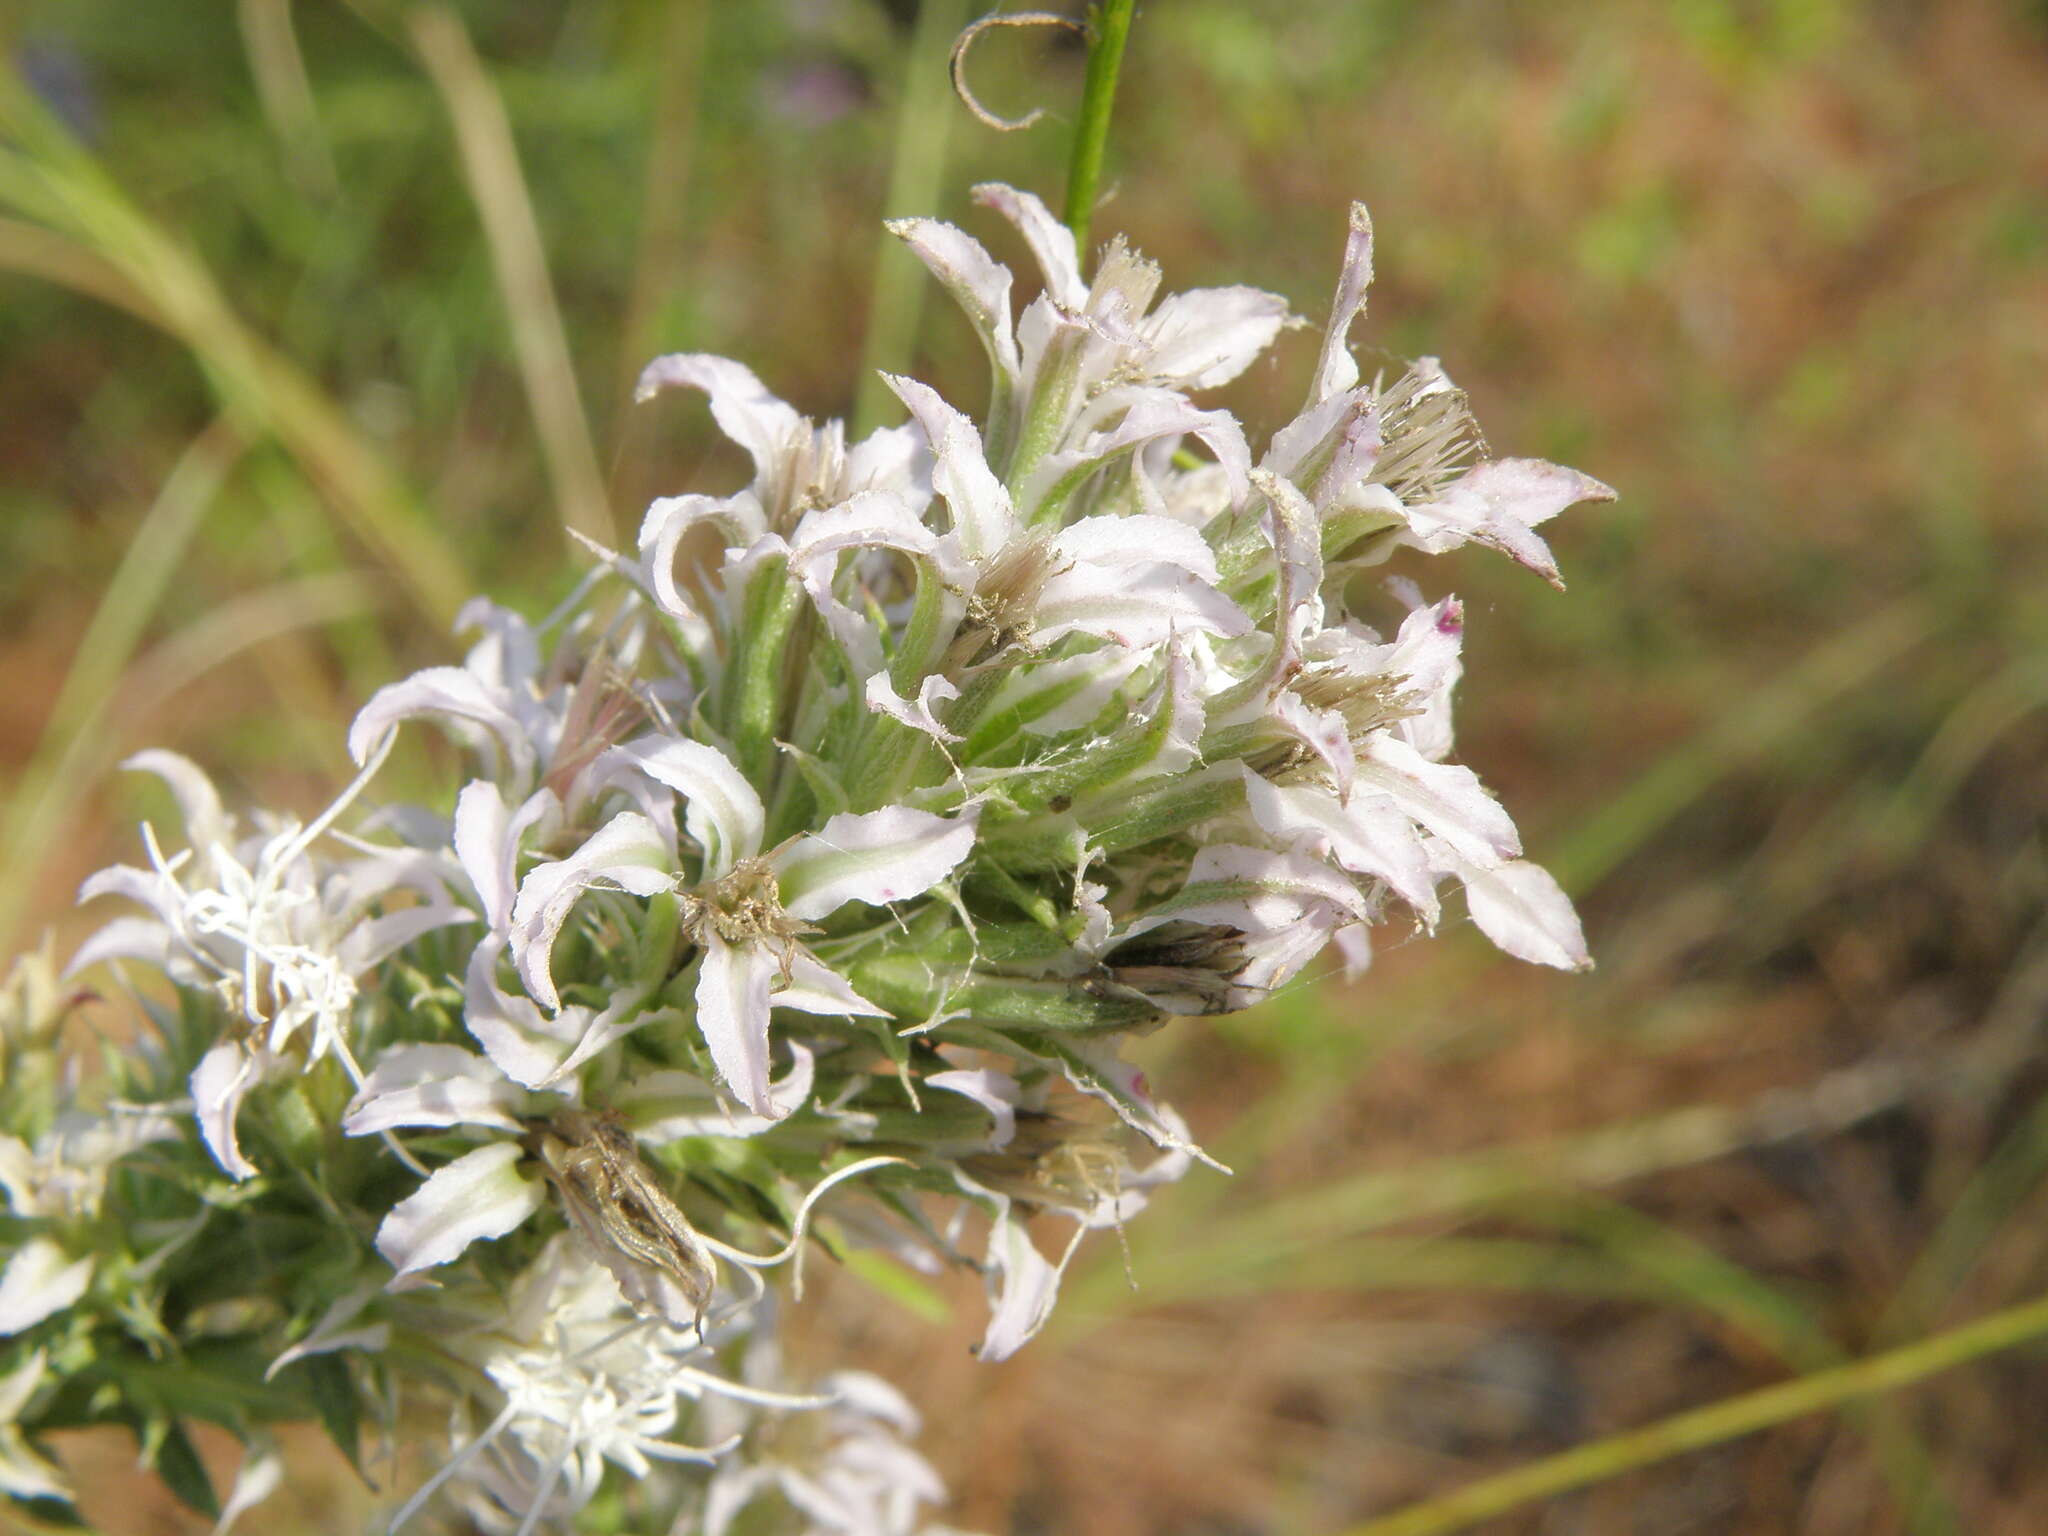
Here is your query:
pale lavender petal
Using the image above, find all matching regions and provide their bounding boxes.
[844,422,927,502]
[637,491,760,628]
[772,948,891,1019]
[536,994,675,1089]
[1357,736,1520,868]
[454,781,558,934]
[64,913,173,976]
[773,806,977,922]
[0,1240,92,1337]
[1405,458,1616,588]
[884,375,1018,561]
[209,1439,283,1536]
[599,738,763,878]
[1034,514,1249,648]
[341,1043,524,1136]
[335,903,470,979]
[823,1370,923,1435]
[1311,202,1374,405]
[789,491,944,679]
[974,1209,1063,1362]
[634,353,806,486]
[1270,691,1355,796]
[1445,851,1592,972]
[1381,590,1465,763]
[1259,469,1326,661]
[1140,285,1290,390]
[1028,390,1252,513]
[1047,512,1221,583]
[192,1041,261,1181]
[462,938,590,1088]
[1131,842,1372,935]
[1331,921,1374,980]
[1239,769,1437,922]
[120,750,228,854]
[374,1142,545,1278]
[973,183,1085,309]
[347,666,534,782]
[0,1351,68,1500]
[695,934,779,1116]
[618,1044,815,1140]
[864,672,962,743]
[1032,567,1251,650]
[886,215,1019,383]
[508,811,675,1011]
[927,1068,1019,1149]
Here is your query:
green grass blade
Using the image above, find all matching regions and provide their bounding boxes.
[1331,1288,2048,1536]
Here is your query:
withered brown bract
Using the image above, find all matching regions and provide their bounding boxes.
[529,1109,717,1323]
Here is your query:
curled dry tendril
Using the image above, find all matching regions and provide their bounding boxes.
[949,11,1092,132]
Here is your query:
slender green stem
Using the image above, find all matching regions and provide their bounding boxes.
[1062,0,1135,249]
[1333,1289,2048,1536]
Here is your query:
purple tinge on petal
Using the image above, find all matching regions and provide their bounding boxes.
[1404,458,1616,589]
[373,1142,545,1278]
[1239,769,1437,924]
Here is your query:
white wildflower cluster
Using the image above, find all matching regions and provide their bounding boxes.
[0,187,1605,1532]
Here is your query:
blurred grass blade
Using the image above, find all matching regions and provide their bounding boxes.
[0,215,155,321]
[1551,594,1936,890]
[618,0,708,401]
[1870,654,2048,863]
[1332,1288,2048,1536]
[0,68,470,624]
[127,573,382,711]
[410,6,614,549]
[851,0,972,436]
[0,421,244,951]
[1075,1054,1916,1317]
[1882,1087,2048,1344]
[1540,1194,1957,1533]
[237,0,340,199]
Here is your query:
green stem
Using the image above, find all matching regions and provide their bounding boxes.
[1062,0,1135,249]
[1333,1289,2048,1536]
